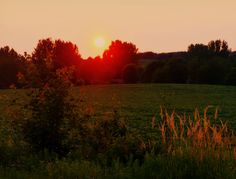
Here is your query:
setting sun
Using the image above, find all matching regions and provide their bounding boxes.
[94,37,106,48]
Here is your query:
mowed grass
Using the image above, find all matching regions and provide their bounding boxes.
[75,83,236,132]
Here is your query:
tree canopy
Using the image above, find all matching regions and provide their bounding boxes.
[0,38,235,87]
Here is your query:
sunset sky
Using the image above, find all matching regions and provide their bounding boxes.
[1,0,236,58]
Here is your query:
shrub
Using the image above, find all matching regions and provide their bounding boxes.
[22,67,78,156]
[70,110,129,160]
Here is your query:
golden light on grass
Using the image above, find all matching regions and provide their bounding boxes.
[156,106,236,160]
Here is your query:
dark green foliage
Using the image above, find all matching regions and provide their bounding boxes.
[69,110,129,160]
[226,67,236,85]
[152,59,188,83]
[29,38,82,86]
[141,56,232,85]
[122,63,139,83]
[0,84,235,178]
[22,68,76,156]
[66,109,150,164]
[142,60,165,82]
[32,38,82,69]
[141,58,188,83]
[106,134,148,165]
[0,46,27,88]
[187,57,231,84]
[0,153,235,179]
[208,40,230,58]
[188,43,210,58]
[103,40,138,78]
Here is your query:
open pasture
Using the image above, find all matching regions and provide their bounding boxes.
[75,84,236,132]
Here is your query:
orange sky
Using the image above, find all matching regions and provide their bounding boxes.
[1,0,236,58]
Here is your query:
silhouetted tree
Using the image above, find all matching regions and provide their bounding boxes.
[77,56,114,84]
[31,38,55,84]
[188,44,210,58]
[188,40,230,59]
[53,40,82,69]
[103,40,138,78]
[32,38,82,69]
[30,38,82,85]
[186,40,232,84]
[0,46,26,88]
[208,40,230,58]
[1,38,235,87]
[32,38,54,63]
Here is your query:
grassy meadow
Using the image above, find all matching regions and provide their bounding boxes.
[77,83,236,129]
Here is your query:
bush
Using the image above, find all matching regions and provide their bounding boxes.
[70,110,129,160]
[22,67,78,156]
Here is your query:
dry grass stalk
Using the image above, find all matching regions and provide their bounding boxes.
[157,107,236,160]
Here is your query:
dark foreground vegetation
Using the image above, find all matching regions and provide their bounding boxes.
[0,38,236,88]
[0,69,235,178]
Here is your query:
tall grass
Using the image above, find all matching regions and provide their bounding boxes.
[157,106,236,162]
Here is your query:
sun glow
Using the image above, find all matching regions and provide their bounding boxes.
[94,37,106,48]
[91,35,110,57]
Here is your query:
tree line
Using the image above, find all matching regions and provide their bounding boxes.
[140,40,236,85]
[0,38,235,88]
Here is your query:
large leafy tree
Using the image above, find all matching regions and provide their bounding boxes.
[31,38,55,83]
[29,38,82,85]
[103,40,138,77]
[53,40,82,69]
[32,38,82,68]
[32,38,54,64]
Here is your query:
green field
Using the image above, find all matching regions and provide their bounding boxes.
[76,83,236,130]
[1,83,236,131]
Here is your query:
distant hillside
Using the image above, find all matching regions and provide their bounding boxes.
[138,51,187,60]
[230,51,236,59]
[138,51,236,70]
[139,51,236,62]
[138,51,187,66]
